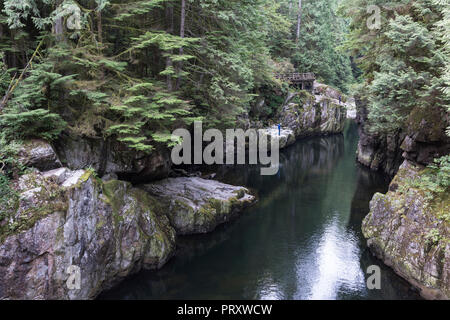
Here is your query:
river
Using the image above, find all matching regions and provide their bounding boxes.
[100,121,421,300]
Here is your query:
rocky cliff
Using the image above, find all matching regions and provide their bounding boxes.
[355,97,450,177]
[362,161,449,300]
[256,86,347,151]
[357,96,450,299]
[0,143,255,300]
[355,97,405,177]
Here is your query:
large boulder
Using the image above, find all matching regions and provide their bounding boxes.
[362,161,450,300]
[0,169,256,299]
[0,169,176,300]
[141,177,256,235]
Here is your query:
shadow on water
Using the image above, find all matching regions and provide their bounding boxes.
[99,121,421,300]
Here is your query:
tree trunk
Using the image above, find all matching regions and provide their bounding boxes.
[53,17,65,41]
[97,10,103,43]
[295,0,302,43]
[176,0,186,90]
[166,2,174,91]
[53,0,65,42]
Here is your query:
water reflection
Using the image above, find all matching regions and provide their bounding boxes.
[100,121,420,300]
[294,217,365,300]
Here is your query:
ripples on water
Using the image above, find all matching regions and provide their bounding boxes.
[100,121,421,300]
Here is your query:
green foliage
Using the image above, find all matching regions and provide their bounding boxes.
[0,0,356,152]
[0,109,66,141]
[425,228,441,245]
[0,52,10,94]
[0,133,20,220]
[181,0,284,128]
[0,54,68,140]
[341,0,449,134]
[107,80,193,152]
[423,156,450,192]
[0,132,23,175]
[0,173,18,222]
[407,156,450,204]
[290,0,354,92]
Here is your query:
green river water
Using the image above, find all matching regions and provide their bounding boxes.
[101,121,421,300]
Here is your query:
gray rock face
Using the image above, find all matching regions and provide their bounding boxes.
[0,170,255,299]
[18,140,62,171]
[54,134,171,182]
[355,97,450,176]
[141,177,255,235]
[0,169,176,300]
[355,97,405,176]
[258,126,296,150]
[277,91,347,140]
[362,161,450,300]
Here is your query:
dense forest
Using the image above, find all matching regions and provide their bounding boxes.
[341,0,449,193]
[0,0,352,149]
[0,0,356,201]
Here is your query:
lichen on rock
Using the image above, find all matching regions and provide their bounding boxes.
[140,177,256,235]
[362,160,450,300]
[275,86,347,140]
[0,168,176,300]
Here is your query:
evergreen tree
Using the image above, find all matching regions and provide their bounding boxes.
[341,0,449,134]
[0,0,356,151]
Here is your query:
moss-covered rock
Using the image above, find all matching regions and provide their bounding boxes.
[362,160,450,300]
[0,168,176,300]
[276,85,347,140]
[140,177,256,235]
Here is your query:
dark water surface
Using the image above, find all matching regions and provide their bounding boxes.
[101,121,420,300]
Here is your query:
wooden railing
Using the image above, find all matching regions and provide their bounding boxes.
[274,72,316,81]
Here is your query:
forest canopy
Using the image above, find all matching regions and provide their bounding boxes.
[0,0,354,154]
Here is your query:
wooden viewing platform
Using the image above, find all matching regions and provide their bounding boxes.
[275,72,316,91]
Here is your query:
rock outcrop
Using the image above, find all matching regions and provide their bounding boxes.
[54,134,171,182]
[355,97,405,176]
[401,106,450,166]
[258,126,296,150]
[362,161,450,300]
[355,97,450,176]
[277,90,347,140]
[0,165,255,299]
[141,177,255,235]
[0,169,176,300]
